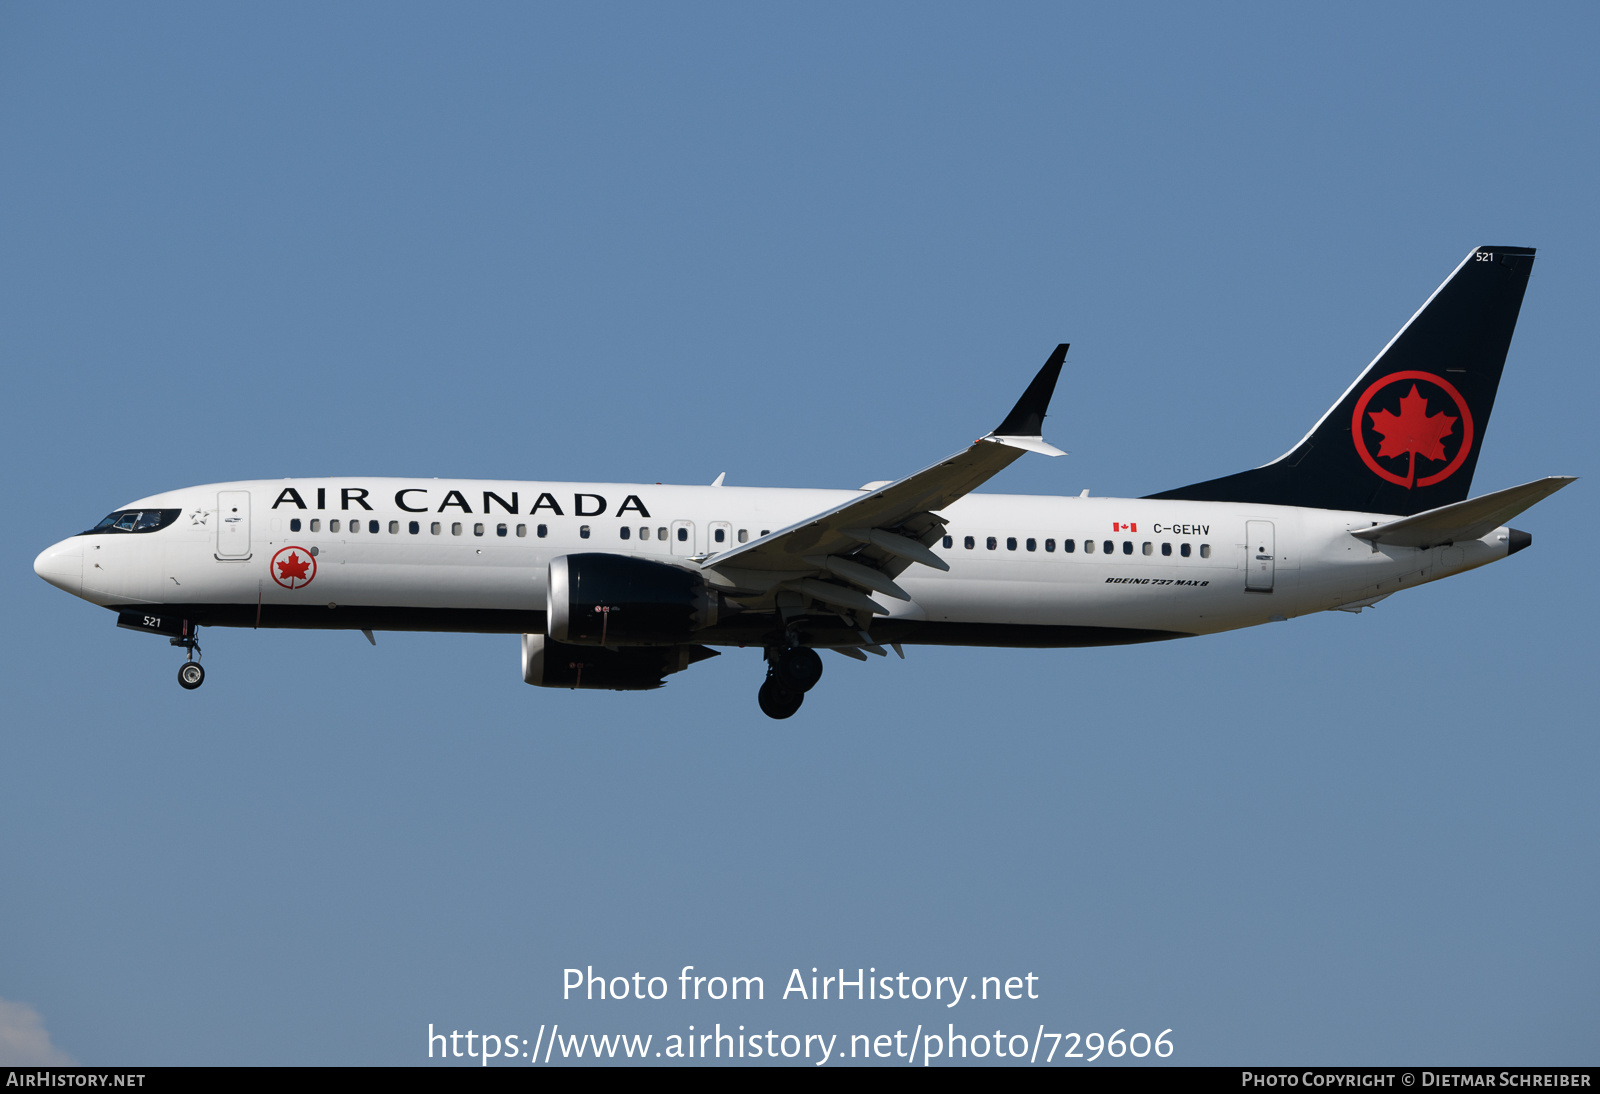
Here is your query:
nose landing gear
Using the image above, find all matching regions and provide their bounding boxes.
[758,647,823,719]
[172,627,204,690]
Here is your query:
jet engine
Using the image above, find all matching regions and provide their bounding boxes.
[521,634,718,691]
[547,553,728,645]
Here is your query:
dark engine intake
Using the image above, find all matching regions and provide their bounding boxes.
[547,553,726,646]
[522,635,717,691]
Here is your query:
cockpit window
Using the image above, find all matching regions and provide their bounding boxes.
[83,509,181,535]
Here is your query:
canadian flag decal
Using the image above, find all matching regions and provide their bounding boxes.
[1112,522,1136,532]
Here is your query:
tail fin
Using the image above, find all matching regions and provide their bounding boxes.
[1147,245,1536,515]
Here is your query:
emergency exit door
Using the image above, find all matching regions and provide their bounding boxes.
[670,520,696,556]
[216,491,252,559]
[1245,520,1274,592]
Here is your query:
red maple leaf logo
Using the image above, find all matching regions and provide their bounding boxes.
[276,552,310,583]
[1366,384,1457,489]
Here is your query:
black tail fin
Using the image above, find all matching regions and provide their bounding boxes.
[1147,245,1536,515]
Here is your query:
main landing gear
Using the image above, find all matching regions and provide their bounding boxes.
[173,626,204,690]
[758,647,823,719]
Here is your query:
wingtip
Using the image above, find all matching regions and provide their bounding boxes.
[993,344,1068,437]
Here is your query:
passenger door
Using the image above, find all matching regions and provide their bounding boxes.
[216,491,252,559]
[1245,520,1275,592]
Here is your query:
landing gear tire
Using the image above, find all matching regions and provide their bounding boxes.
[178,661,205,690]
[758,679,803,720]
[774,647,824,693]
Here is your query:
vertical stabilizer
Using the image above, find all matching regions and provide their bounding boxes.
[1147,246,1535,515]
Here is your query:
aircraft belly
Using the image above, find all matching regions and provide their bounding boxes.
[910,568,1235,630]
[317,561,541,610]
[153,536,549,613]
[272,544,545,611]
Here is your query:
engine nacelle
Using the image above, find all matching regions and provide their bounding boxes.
[547,553,725,646]
[521,634,717,691]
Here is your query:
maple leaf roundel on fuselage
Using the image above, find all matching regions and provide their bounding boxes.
[270,546,317,590]
[1350,370,1475,490]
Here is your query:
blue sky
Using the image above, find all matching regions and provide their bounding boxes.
[2,2,1594,1065]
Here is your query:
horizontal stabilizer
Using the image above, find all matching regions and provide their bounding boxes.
[1351,476,1575,548]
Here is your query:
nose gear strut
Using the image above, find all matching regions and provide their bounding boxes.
[172,624,204,690]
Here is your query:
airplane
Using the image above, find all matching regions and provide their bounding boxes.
[33,245,1574,719]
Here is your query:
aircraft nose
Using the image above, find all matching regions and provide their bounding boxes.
[34,538,84,597]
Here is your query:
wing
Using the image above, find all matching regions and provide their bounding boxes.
[700,345,1068,624]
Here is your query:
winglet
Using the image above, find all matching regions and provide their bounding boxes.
[993,344,1068,437]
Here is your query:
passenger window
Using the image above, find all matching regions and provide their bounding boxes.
[369,520,380,534]
[1064,538,1075,553]
[431,522,441,535]
[676,527,687,542]
[714,528,726,543]
[1103,540,1114,554]
[658,528,668,539]
[943,535,953,548]
[538,524,549,538]
[409,521,420,534]
[619,526,631,540]
[516,524,527,537]
[639,527,650,540]
[497,523,507,537]
[389,521,399,534]
[1180,542,1191,557]
[1161,542,1171,556]
[290,518,302,532]
[1083,539,1094,554]
[1142,541,1152,555]
[580,525,591,539]
[330,519,341,533]
[738,529,749,543]
[1026,538,1036,552]
[1045,538,1055,552]
[1122,541,1132,555]
[310,519,321,532]
[964,536,975,549]
[1006,537,1017,551]
[452,522,462,536]
[474,523,485,537]
[986,537,997,551]
[1200,543,1211,558]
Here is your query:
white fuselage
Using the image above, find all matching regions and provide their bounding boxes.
[34,477,1514,645]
